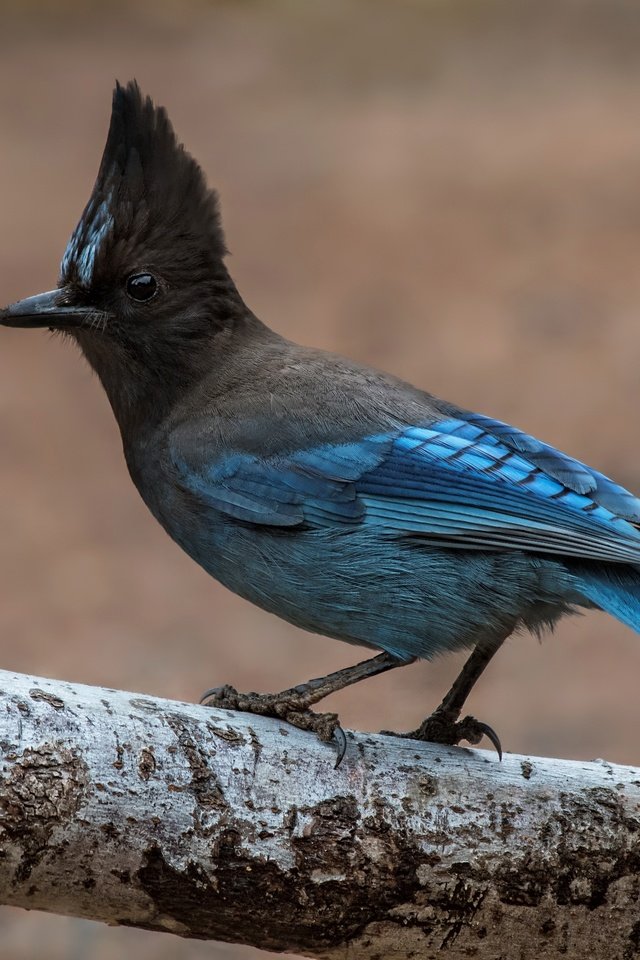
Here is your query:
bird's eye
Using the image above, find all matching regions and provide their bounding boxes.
[126,273,158,302]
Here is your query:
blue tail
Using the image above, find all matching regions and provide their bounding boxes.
[576,565,640,633]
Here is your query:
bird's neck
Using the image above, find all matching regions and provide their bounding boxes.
[73,283,273,440]
[76,335,195,434]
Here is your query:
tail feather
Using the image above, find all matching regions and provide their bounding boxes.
[575,565,640,633]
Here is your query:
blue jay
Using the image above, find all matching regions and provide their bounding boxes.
[2,82,640,762]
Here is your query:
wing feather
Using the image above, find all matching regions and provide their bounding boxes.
[171,414,640,564]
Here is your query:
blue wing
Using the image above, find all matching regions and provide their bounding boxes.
[171,413,640,565]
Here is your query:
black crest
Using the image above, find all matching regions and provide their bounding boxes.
[61,81,226,288]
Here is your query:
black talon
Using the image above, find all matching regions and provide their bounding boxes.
[333,726,348,768]
[199,685,224,705]
[471,720,502,760]
[454,715,503,759]
[199,684,242,707]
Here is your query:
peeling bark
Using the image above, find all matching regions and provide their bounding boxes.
[0,668,638,958]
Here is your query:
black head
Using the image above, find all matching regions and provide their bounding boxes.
[60,80,228,300]
[0,82,250,425]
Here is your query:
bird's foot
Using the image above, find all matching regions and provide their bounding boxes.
[382,709,502,760]
[199,654,409,767]
[200,684,347,766]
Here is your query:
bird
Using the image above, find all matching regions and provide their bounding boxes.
[2,80,640,764]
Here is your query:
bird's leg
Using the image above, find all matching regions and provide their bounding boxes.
[200,651,413,765]
[384,634,507,758]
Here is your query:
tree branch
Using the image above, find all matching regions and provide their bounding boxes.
[0,667,638,958]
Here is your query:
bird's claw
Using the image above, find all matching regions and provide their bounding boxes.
[199,684,238,707]
[199,683,242,708]
[454,715,503,760]
[333,725,348,768]
[382,711,503,760]
[198,684,348,765]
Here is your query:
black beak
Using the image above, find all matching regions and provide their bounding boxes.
[0,289,92,329]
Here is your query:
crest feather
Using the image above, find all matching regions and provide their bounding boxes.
[61,81,226,287]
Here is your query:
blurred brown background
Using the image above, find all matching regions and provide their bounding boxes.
[1,0,640,956]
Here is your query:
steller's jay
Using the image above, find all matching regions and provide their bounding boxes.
[3,81,640,763]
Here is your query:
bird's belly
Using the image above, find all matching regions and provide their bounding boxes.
[153,503,574,660]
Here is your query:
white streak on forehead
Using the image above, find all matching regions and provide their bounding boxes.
[61,193,114,287]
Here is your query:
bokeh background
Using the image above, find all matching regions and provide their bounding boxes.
[1,0,640,956]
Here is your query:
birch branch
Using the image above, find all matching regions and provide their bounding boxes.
[0,667,638,958]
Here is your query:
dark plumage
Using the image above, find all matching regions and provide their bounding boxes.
[3,81,640,757]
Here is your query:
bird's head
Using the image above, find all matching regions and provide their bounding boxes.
[0,81,248,424]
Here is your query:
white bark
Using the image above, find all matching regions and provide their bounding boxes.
[0,667,638,958]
